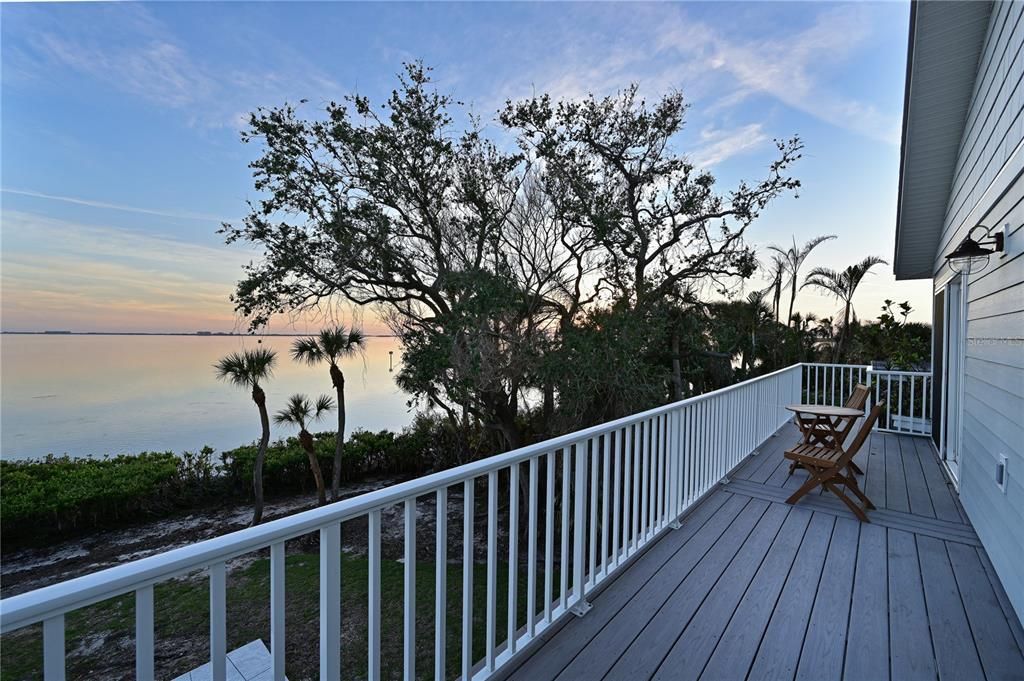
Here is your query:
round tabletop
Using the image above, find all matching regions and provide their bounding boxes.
[785,404,863,417]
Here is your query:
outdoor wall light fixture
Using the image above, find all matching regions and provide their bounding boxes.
[945,224,1005,274]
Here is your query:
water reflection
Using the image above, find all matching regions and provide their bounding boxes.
[0,335,411,459]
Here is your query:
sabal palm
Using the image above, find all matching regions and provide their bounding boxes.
[768,235,836,327]
[291,326,365,501]
[274,394,335,506]
[802,255,888,360]
[214,348,277,525]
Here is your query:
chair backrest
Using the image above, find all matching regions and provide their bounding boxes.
[844,383,870,410]
[835,403,884,467]
[834,383,871,442]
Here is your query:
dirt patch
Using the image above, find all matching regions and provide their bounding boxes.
[1,477,403,598]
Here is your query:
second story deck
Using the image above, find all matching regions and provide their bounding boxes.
[1,363,1021,680]
[500,424,1024,681]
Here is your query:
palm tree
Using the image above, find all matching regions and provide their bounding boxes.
[768,235,837,328]
[214,348,277,525]
[291,326,366,501]
[763,254,787,323]
[802,255,888,360]
[274,394,334,506]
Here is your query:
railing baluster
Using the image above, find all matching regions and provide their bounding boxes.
[588,438,598,585]
[320,523,341,681]
[654,415,664,530]
[544,453,555,622]
[368,510,382,681]
[600,435,611,577]
[612,429,622,568]
[887,374,893,430]
[462,479,475,681]
[404,499,417,680]
[626,428,634,548]
[898,376,905,433]
[573,441,587,605]
[270,542,286,681]
[508,463,520,653]
[527,457,538,636]
[435,487,447,681]
[43,615,65,681]
[486,471,498,671]
[560,450,570,612]
[683,407,692,507]
[210,561,227,681]
[623,426,634,555]
[922,375,930,433]
[135,586,154,681]
[641,421,650,542]
[909,377,917,435]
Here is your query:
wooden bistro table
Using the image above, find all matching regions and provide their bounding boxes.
[785,403,866,474]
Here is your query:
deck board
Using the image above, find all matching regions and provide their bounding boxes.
[589,500,771,680]
[652,506,808,681]
[794,516,859,681]
[888,529,937,681]
[843,522,890,681]
[494,428,1024,681]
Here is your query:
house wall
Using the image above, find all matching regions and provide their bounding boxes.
[934,0,1024,621]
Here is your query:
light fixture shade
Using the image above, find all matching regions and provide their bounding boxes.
[945,225,1002,274]
[948,252,989,274]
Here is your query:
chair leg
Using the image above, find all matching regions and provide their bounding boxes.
[786,470,827,505]
[824,481,870,522]
[845,477,876,510]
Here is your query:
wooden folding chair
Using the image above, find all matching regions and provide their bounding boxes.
[784,403,884,522]
[789,383,871,476]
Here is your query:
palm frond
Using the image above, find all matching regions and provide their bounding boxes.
[274,394,313,428]
[313,394,335,419]
[214,348,277,388]
[802,267,845,299]
[291,337,325,365]
[318,325,366,361]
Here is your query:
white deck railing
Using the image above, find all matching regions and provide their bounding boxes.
[801,363,932,436]
[0,364,805,681]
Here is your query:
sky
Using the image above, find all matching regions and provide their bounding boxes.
[0,1,931,334]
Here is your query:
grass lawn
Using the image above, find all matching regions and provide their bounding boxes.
[0,551,560,680]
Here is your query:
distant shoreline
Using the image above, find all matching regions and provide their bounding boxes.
[1,332,398,337]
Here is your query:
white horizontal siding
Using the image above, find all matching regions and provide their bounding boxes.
[935,0,1024,625]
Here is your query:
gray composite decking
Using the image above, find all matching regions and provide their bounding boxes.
[497,423,1024,681]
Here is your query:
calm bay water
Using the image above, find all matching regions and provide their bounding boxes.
[0,335,411,460]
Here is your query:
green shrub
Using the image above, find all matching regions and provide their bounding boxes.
[0,452,182,539]
[1,417,455,545]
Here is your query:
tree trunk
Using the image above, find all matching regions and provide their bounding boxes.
[542,383,554,427]
[787,276,797,328]
[670,329,683,401]
[251,385,270,526]
[330,363,346,501]
[300,429,328,506]
[835,303,851,362]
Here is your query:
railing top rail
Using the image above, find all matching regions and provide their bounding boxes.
[0,362,803,632]
[801,362,872,368]
[866,368,931,376]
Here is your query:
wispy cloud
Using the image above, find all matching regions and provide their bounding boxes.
[656,5,900,144]
[36,32,214,109]
[690,124,769,168]
[1,188,233,223]
[8,4,342,129]
[494,4,899,145]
